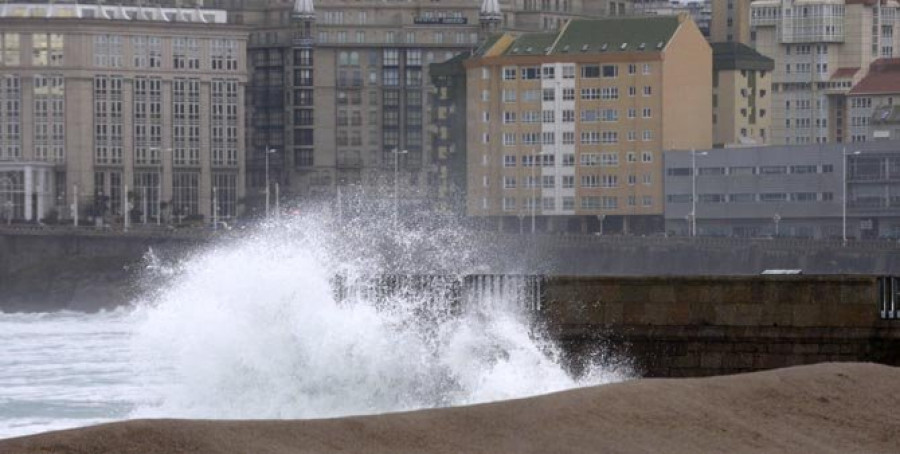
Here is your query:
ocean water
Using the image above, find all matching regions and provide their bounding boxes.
[0,310,165,439]
[0,214,632,440]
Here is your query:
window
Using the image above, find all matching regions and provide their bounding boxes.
[542,88,555,101]
[791,192,817,202]
[504,155,516,167]
[643,85,652,96]
[628,64,636,75]
[563,197,575,210]
[503,111,517,124]
[383,49,399,65]
[562,154,575,166]
[642,130,653,141]
[542,175,555,188]
[503,89,517,103]
[581,175,600,188]
[562,175,575,188]
[790,165,817,174]
[729,193,755,203]
[581,88,601,100]
[503,197,516,212]
[562,65,575,79]
[562,88,575,101]
[760,193,788,202]
[542,66,556,79]
[580,153,599,166]
[503,66,517,80]
[642,63,651,75]
[602,65,618,78]
[601,87,619,100]
[641,152,653,163]
[562,132,575,144]
[521,66,540,80]
[503,176,517,189]
[562,110,575,123]
[542,110,555,123]
[642,108,652,118]
[0,33,22,66]
[581,65,600,78]
[503,133,516,146]
[211,39,238,71]
[760,166,787,174]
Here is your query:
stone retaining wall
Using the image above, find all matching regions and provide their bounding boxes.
[543,276,900,377]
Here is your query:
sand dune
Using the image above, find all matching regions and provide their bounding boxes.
[2,362,898,454]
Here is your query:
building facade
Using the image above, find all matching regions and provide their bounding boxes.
[711,0,753,43]
[664,140,900,239]
[0,3,248,224]
[750,0,900,145]
[848,57,900,141]
[712,42,775,146]
[464,15,712,234]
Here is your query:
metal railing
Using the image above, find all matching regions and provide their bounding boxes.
[878,276,899,320]
[331,274,544,312]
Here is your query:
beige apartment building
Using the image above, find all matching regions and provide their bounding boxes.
[712,42,775,146]
[711,0,753,43]
[750,0,900,145]
[464,14,712,234]
[0,2,247,224]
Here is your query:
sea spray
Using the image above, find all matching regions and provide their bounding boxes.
[130,209,632,419]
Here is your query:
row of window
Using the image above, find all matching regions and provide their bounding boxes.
[498,195,653,211]
[492,86,653,103]
[494,130,655,145]
[501,173,653,189]
[501,152,654,167]
[667,164,834,176]
[317,30,478,46]
[667,192,835,203]
[498,107,652,124]
[499,63,652,81]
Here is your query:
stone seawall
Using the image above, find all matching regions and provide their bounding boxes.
[542,276,900,377]
[0,230,202,312]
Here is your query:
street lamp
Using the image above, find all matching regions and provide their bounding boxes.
[149,147,172,226]
[843,148,862,245]
[265,146,278,219]
[691,149,709,237]
[392,148,408,229]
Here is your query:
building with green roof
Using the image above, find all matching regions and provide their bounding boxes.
[462,13,713,234]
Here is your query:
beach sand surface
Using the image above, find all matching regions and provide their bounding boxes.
[2,362,898,454]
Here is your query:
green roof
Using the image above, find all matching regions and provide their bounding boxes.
[473,34,504,57]
[502,16,681,56]
[711,42,774,72]
[503,33,557,56]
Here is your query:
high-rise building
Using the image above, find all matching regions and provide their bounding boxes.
[0,2,248,224]
[711,0,752,43]
[712,42,775,146]
[750,0,900,145]
[463,14,712,234]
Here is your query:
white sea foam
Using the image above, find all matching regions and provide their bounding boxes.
[129,211,631,419]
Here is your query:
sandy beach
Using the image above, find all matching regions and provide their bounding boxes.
[2,362,898,454]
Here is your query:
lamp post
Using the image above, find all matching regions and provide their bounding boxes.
[265,146,277,219]
[392,148,408,229]
[149,147,172,226]
[691,149,709,237]
[843,148,862,246]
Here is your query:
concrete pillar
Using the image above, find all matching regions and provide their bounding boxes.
[37,169,46,222]
[24,166,33,221]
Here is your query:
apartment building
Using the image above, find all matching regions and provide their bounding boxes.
[0,2,247,224]
[464,14,712,234]
[750,0,900,145]
[712,42,775,146]
[848,58,900,141]
[711,0,753,43]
